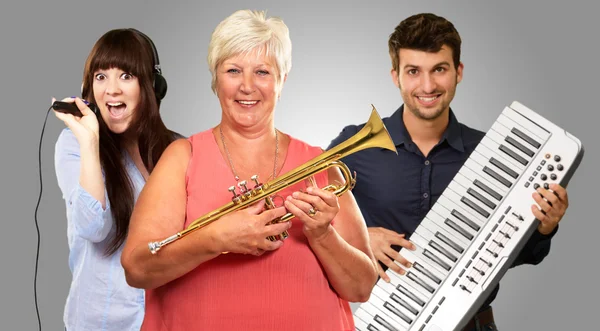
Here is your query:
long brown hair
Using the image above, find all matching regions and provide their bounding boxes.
[81,29,180,255]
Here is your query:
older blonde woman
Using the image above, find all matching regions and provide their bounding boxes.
[121,10,377,331]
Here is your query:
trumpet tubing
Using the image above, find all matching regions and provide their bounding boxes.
[148,105,397,254]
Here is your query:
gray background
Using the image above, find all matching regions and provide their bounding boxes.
[1,0,597,330]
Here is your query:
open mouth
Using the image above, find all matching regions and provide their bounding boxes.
[106,102,127,118]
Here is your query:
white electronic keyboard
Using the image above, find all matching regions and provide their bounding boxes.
[354,101,584,331]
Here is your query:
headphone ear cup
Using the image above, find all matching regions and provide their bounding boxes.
[153,73,168,101]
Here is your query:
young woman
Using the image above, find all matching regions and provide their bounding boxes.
[53,28,180,331]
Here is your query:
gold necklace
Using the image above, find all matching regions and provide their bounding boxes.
[219,126,279,182]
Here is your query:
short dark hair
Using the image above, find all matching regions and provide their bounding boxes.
[388,13,461,72]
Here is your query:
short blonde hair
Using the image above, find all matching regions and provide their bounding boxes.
[207,10,292,94]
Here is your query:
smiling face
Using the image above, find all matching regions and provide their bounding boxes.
[215,48,283,129]
[392,45,463,121]
[92,67,140,134]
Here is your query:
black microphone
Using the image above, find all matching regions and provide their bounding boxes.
[51,101,98,117]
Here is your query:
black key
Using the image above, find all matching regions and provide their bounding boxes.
[483,166,512,188]
[384,301,413,325]
[435,231,464,254]
[407,272,435,294]
[467,188,496,209]
[390,292,419,315]
[374,314,399,331]
[550,173,557,180]
[499,144,528,166]
[547,164,554,171]
[511,127,541,148]
[452,209,481,231]
[473,179,502,201]
[505,136,535,157]
[554,155,561,162]
[423,249,451,271]
[367,324,381,331]
[489,157,519,179]
[461,197,490,218]
[445,218,474,240]
[557,164,564,171]
[533,183,540,189]
[544,183,549,189]
[429,241,459,264]
[540,174,547,181]
[396,284,425,307]
[413,262,442,284]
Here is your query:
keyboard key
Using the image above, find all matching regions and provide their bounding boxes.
[489,157,519,179]
[473,179,502,201]
[483,166,512,188]
[505,136,535,157]
[511,127,541,148]
[499,144,528,166]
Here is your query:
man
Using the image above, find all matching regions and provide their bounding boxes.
[327,13,569,331]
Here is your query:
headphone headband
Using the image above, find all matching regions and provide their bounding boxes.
[128,28,168,101]
[128,28,162,75]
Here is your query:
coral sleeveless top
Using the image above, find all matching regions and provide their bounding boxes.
[142,129,354,331]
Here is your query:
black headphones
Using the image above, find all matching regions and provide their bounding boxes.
[129,28,168,101]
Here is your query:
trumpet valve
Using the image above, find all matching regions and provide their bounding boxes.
[250,175,264,196]
[251,175,262,188]
[228,186,241,204]
[238,180,252,200]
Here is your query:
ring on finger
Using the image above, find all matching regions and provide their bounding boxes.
[307,205,317,217]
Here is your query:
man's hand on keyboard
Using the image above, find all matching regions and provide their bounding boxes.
[532,183,569,235]
[367,227,416,283]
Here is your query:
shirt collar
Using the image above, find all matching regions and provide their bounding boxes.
[386,104,465,152]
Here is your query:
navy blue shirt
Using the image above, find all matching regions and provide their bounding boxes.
[327,105,556,310]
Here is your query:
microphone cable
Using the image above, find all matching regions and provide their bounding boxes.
[33,105,54,331]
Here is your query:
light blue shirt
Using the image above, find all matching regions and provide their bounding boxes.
[55,128,145,331]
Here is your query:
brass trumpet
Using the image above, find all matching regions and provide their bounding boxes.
[148,105,397,254]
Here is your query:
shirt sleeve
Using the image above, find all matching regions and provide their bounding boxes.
[54,128,113,242]
[511,224,558,267]
[326,125,359,151]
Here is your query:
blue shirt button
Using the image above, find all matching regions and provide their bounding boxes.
[423,193,429,198]
[424,160,430,165]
